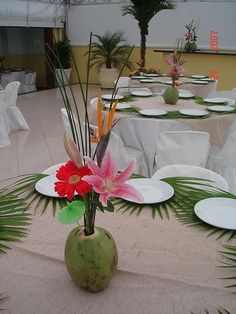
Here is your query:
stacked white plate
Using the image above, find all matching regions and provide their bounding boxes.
[191,75,207,79]
[179,91,194,98]
[139,109,167,116]
[131,90,152,97]
[192,80,208,85]
[101,94,124,101]
[143,73,160,77]
[104,102,131,110]
[140,79,156,83]
[179,109,208,117]
[203,97,235,106]
[208,106,235,112]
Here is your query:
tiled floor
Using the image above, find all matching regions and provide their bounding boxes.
[0,84,101,184]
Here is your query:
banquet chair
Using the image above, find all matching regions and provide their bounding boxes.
[215,88,236,101]
[115,76,131,93]
[61,108,146,173]
[3,81,30,132]
[207,131,236,193]
[154,131,210,170]
[152,164,229,191]
[207,80,218,98]
[0,90,11,148]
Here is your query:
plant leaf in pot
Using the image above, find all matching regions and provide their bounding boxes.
[53,37,72,85]
[88,31,132,88]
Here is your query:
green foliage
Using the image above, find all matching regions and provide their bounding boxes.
[219,244,236,292]
[0,193,31,253]
[89,31,132,69]
[122,0,175,65]
[53,37,71,69]
[190,308,232,314]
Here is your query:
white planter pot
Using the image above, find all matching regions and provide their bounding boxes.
[55,68,72,86]
[98,67,119,89]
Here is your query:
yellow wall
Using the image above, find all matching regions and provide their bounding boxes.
[71,46,236,91]
[4,55,46,88]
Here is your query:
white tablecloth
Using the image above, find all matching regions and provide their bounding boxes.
[89,96,236,177]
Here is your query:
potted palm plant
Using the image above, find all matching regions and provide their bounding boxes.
[89,31,132,88]
[122,0,175,67]
[53,37,72,85]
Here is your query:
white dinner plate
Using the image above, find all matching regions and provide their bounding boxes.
[179,109,208,117]
[204,97,228,104]
[165,80,173,85]
[35,175,63,198]
[143,73,160,77]
[208,105,235,112]
[194,197,236,230]
[131,76,146,80]
[42,163,65,175]
[131,90,152,97]
[199,78,214,82]
[124,178,174,204]
[140,79,156,83]
[179,92,194,98]
[204,97,235,106]
[104,102,131,110]
[192,80,208,85]
[191,75,207,79]
[139,109,167,116]
[101,94,124,101]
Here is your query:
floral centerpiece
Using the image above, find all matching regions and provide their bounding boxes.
[184,20,198,52]
[163,45,185,105]
[48,34,143,292]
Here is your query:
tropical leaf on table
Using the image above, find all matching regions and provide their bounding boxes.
[219,244,236,292]
[114,177,236,241]
[1,175,236,242]
[0,293,7,310]
[190,308,232,314]
[0,193,31,253]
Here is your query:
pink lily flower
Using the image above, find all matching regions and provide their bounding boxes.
[83,150,144,206]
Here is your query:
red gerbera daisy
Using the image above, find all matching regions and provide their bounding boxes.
[54,160,92,200]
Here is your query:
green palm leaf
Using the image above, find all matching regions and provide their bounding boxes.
[190,308,232,314]
[0,194,31,253]
[0,293,8,310]
[219,244,236,291]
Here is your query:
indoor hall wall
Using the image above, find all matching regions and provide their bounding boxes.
[70,46,236,91]
[68,2,236,91]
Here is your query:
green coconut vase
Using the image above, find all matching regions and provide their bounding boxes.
[163,87,179,105]
[64,226,118,292]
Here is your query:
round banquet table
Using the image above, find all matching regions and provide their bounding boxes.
[1,209,235,314]
[129,76,217,98]
[88,95,236,177]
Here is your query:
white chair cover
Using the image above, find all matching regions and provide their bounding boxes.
[4,81,30,131]
[61,108,146,173]
[215,88,236,101]
[1,71,25,90]
[208,131,236,193]
[21,72,37,94]
[113,118,196,177]
[0,90,10,148]
[152,164,229,191]
[155,131,210,169]
[207,80,218,98]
